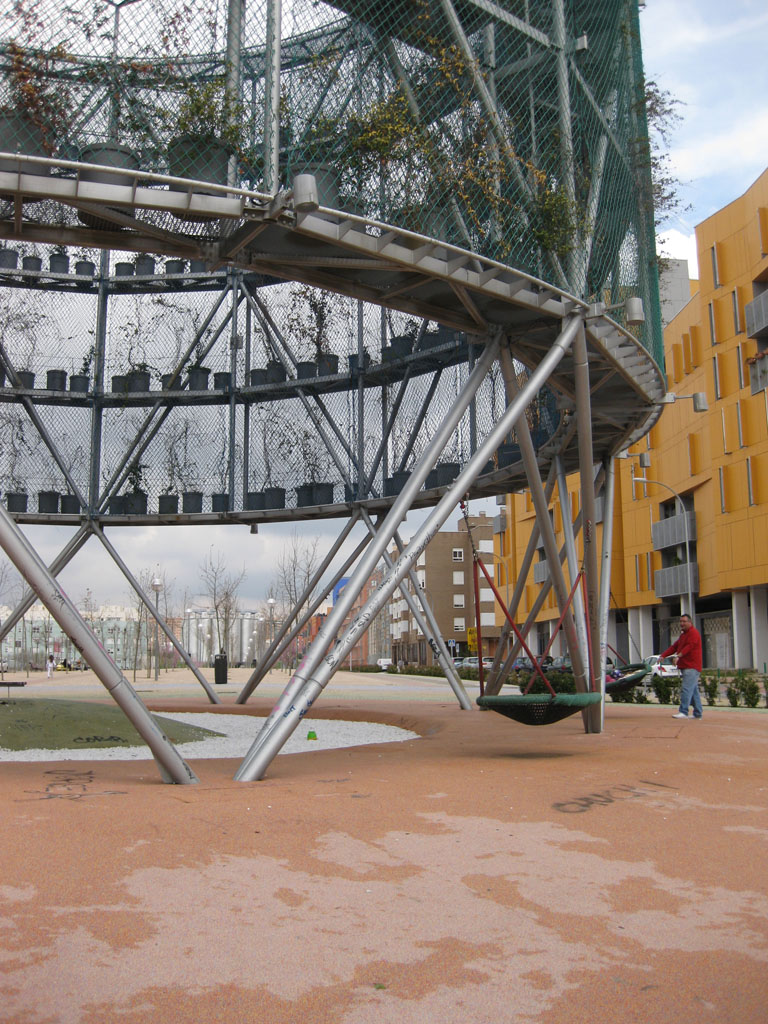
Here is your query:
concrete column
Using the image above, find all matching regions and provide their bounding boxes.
[750,586,768,673]
[732,590,751,668]
[628,606,654,661]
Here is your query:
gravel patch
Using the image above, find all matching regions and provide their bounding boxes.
[0,712,420,762]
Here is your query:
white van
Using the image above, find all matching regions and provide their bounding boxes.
[376,658,393,669]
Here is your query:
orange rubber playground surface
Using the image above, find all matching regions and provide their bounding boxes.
[1,668,767,1023]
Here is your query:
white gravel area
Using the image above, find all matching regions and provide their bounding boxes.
[0,712,420,762]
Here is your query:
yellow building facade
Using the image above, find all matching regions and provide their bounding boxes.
[497,168,768,671]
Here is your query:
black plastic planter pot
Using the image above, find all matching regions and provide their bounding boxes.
[297,361,316,379]
[127,370,151,392]
[158,494,179,514]
[17,371,34,389]
[123,491,148,515]
[316,354,339,376]
[313,482,334,504]
[135,255,155,276]
[188,368,210,391]
[249,368,268,386]
[49,254,69,274]
[296,484,314,506]
[246,491,266,510]
[46,370,67,391]
[265,362,286,384]
[211,493,229,512]
[60,494,80,514]
[213,372,231,390]
[38,491,59,513]
[69,375,89,393]
[263,487,285,509]
[182,491,203,513]
[6,492,28,513]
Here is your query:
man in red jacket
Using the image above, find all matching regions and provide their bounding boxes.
[661,613,703,719]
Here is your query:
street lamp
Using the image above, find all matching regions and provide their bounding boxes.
[632,475,695,619]
[151,573,162,681]
[267,597,276,646]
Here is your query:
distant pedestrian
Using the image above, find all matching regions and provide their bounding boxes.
[46,654,55,678]
[662,613,703,719]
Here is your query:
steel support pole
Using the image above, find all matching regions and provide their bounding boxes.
[236,318,581,780]
[483,459,561,695]
[0,524,90,643]
[233,335,499,770]
[597,456,617,730]
[573,324,602,732]
[235,333,503,775]
[499,348,589,694]
[236,511,363,702]
[0,506,197,784]
[554,453,589,670]
[360,509,470,707]
[263,0,282,194]
[91,525,221,704]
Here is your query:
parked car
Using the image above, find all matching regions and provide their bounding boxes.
[452,657,464,668]
[547,655,572,674]
[646,655,681,680]
[461,656,479,669]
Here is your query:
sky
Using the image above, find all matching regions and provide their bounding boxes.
[4,0,768,616]
[640,0,768,276]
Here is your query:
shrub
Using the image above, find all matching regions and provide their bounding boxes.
[651,677,673,705]
[725,684,741,707]
[701,673,720,706]
[741,679,761,708]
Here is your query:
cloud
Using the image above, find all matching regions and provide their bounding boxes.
[641,1,768,62]
[669,109,768,183]
[656,229,699,278]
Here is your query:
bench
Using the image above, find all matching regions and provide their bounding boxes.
[1,680,27,699]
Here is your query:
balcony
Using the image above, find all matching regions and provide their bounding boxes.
[745,291,768,339]
[651,511,697,550]
[654,562,700,600]
[533,560,549,583]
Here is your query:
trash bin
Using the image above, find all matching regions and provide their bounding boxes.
[214,652,228,685]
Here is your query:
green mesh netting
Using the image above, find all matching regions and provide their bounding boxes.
[0,0,661,363]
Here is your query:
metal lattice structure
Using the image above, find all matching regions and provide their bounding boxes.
[0,0,666,783]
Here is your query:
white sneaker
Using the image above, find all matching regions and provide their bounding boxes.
[672,712,689,719]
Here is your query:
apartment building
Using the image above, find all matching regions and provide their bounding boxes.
[388,512,500,666]
[496,168,768,671]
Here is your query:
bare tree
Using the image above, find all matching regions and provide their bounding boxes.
[199,548,246,660]
[273,527,320,621]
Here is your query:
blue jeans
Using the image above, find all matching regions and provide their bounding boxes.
[679,668,703,718]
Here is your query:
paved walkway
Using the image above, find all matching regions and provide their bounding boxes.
[1,668,767,1023]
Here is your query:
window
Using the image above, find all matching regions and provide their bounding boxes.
[635,554,641,591]
[452,548,464,562]
[711,245,720,289]
[453,593,465,608]
[737,403,744,448]
[747,457,755,506]
[737,344,745,389]
[708,303,717,345]
[452,570,464,585]
[732,290,742,334]
[646,552,653,590]
[453,617,465,632]
[713,356,721,399]
[719,466,726,513]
